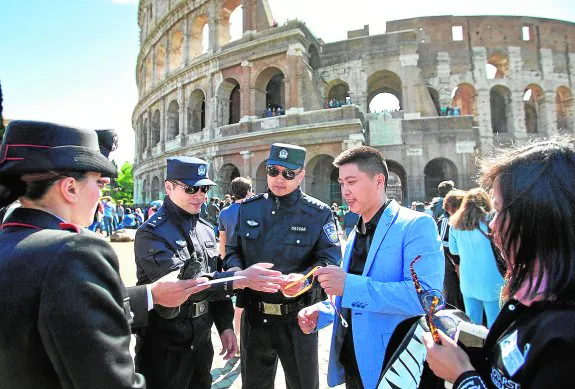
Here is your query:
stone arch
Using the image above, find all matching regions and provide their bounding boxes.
[219,0,242,45]
[490,85,513,133]
[190,14,209,57]
[452,83,477,122]
[486,50,509,79]
[187,89,206,133]
[167,100,180,140]
[151,176,161,201]
[144,55,152,90]
[326,79,350,105]
[152,109,161,145]
[305,154,338,205]
[142,117,149,152]
[308,44,320,70]
[386,160,407,204]
[427,86,440,115]
[142,178,148,204]
[216,78,241,126]
[217,163,241,196]
[556,86,574,132]
[169,28,184,71]
[424,158,458,200]
[523,84,544,134]
[367,70,403,112]
[155,41,166,82]
[255,159,269,193]
[255,67,286,115]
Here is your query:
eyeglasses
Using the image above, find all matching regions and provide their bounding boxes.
[281,266,348,328]
[410,255,455,344]
[170,181,210,195]
[266,165,301,180]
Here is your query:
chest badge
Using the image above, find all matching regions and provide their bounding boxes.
[247,220,259,227]
[175,240,187,247]
[290,226,307,232]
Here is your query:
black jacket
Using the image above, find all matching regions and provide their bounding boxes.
[134,197,233,348]
[224,188,342,304]
[454,299,575,389]
[0,208,145,389]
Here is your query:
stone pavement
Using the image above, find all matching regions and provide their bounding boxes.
[111,240,344,389]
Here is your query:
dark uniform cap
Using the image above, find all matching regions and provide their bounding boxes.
[95,129,119,159]
[267,143,306,170]
[166,156,216,187]
[0,120,118,178]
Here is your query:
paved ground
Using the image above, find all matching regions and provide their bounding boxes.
[110,240,344,389]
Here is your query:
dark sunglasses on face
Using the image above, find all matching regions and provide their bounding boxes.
[170,181,210,195]
[265,165,301,180]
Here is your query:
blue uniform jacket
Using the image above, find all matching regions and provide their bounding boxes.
[316,200,444,388]
[224,188,342,304]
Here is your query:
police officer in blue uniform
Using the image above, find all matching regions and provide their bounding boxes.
[134,157,237,389]
[134,156,285,389]
[225,143,342,389]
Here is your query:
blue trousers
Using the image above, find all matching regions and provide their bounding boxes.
[103,216,113,237]
[463,296,500,327]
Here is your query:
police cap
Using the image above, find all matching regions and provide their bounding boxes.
[166,156,216,187]
[267,143,306,170]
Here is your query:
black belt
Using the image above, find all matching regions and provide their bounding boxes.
[247,299,306,316]
[181,299,209,319]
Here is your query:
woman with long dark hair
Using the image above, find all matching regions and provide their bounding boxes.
[448,188,504,326]
[424,137,575,388]
[0,121,145,388]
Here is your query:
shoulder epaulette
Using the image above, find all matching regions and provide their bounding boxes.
[243,193,266,204]
[143,209,168,229]
[197,217,213,229]
[300,193,329,212]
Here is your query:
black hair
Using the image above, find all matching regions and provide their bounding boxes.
[480,137,575,303]
[333,146,389,188]
[230,177,252,199]
[437,180,455,197]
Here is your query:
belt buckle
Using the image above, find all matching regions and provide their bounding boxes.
[194,300,208,317]
[262,302,282,316]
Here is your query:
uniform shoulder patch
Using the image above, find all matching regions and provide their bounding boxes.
[323,222,339,243]
[243,193,265,204]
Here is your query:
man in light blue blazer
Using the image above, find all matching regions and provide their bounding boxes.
[298,146,444,389]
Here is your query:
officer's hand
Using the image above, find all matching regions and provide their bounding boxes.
[150,271,211,307]
[281,273,306,295]
[315,266,347,296]
[234,263,284,293]
[297,305,319,334]
[219,329,238,360]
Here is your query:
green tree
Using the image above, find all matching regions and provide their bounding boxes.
[111,161,134,205]
[0,81,5,139]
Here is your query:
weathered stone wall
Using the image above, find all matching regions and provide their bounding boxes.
[133,4,575,205]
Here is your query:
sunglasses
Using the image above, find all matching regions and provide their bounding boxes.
[281,266,348,328]
[265,165,301,180]
[170,181,210,195]
[410,255,455,344]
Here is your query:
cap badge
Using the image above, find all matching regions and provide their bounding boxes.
[279,149,289,159]
[198,165,206,177]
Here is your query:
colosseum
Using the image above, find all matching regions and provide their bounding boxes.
[132,0,575,206]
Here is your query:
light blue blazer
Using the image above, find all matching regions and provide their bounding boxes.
[316,200,444,388]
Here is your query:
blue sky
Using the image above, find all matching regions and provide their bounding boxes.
[2,0,574,164]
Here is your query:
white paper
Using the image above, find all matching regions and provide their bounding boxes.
[197,276,246,285]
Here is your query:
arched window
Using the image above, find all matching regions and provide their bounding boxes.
[367,70,403,112]
[187,89,206,133]
[167,100,180,140]
[152,109,161,145]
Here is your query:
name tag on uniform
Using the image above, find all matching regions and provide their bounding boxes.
[499,330,525,376]
[204,241,215,248]
[290,226,307,232]
[175,240,187,247]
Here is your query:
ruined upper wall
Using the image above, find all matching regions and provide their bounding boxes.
[386,15,575,76]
